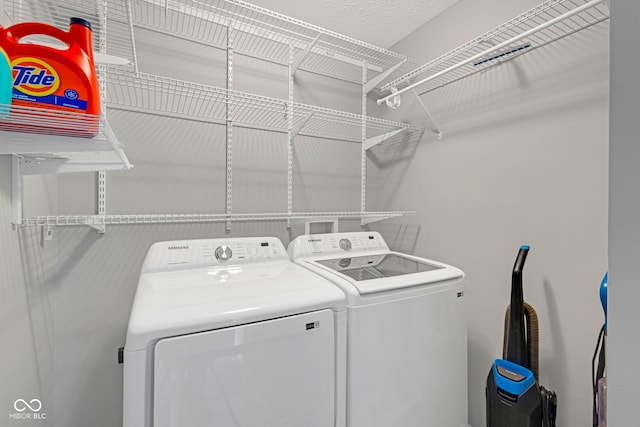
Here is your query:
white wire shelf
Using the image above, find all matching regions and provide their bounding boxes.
[7,0,417,83]
[20,211,416,227]
[0,104,102,137]
[129,0,417,84]
[379,0,609,100]
[0,104,132,174]
[5,0,136,68]
[106,69,424,144]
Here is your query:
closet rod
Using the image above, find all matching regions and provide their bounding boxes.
[377,0,606,106]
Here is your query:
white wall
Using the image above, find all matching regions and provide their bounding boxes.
[608,0,640,425]
[376,1,609,426]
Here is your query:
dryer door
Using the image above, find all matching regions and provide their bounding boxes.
[153,309,335,427]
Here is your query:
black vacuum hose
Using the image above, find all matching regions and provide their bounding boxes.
[503,302,539,380]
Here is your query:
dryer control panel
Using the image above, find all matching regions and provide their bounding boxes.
[288,231,389,259]
[142,237,287,273]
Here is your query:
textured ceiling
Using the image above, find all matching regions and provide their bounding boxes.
[246,0,459,49]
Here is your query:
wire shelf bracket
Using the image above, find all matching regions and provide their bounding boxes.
[412,90,443,140]
[88,217,107,234]
[291,112,315,139]
[364,128,405,151]
[364,60,406,94]
[361,212,410,226]
[291,34,320,76]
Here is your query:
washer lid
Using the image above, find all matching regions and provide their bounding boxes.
[288,232,464,295]
[125,237,345,351]
[316,253,443,281]
[306,252,464,295]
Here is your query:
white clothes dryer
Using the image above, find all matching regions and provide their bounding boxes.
[123,237,346,427]
[288,231,468,427]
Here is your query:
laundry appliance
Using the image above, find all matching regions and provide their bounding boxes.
[288,231,468,427]
[123,237,346,427]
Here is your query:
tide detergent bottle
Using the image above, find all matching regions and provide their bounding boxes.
[0,17,101,136]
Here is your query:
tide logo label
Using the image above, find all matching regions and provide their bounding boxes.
[11,57,60,97]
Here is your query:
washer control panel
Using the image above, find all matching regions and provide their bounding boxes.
[288,231,389,259]
[142,237,287,272]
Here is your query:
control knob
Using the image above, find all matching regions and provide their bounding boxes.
[339,238,352,251]
[215,245,233,261]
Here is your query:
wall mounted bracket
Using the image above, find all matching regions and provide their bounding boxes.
[361,212,406,226]
[412,90,442,140]
[364,60,406,94]
[88,218,106,234]
[291,112,315,139]
[364,128,405,150]
[291,34,320,76]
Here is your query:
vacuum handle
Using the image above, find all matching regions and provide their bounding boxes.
[505,245,530,368]
[513,245,530,279]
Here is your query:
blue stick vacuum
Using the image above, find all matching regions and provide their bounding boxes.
[486,245,557,426]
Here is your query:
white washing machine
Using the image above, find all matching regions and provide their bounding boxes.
[288,231,468,427]
[123,237,346,427]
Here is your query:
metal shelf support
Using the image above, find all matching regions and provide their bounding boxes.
[125,0,140,72]
[364,60,406,94]
[287,42,295,228]
[412,90,443,140]
[88,219,106,234]
[11,156,22,227]
[291,34,320,76]
[291,112,315,139]
[360,65,368,224]
[364,128,405,151]
[96,171,107,234]
[225,22,235,232]
[362,213,407,225]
